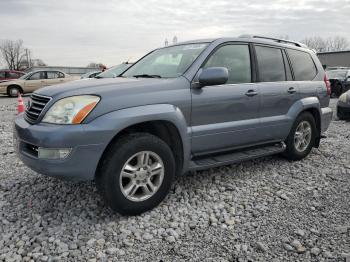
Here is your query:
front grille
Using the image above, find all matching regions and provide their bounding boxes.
[25,93,51,124]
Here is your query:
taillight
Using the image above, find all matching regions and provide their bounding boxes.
[324,73,331,96]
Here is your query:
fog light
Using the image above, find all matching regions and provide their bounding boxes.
[38,148,71,159]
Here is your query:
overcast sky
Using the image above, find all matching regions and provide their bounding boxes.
[1,0,349,67]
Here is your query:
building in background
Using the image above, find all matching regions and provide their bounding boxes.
[317,50,350,69]
[25,66,98,76]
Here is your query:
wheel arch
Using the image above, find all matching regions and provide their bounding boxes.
[93,104,191,179]
[7,84,23,95]
[287,97,322,147]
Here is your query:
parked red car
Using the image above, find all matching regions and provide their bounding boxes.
[0,70,26,83]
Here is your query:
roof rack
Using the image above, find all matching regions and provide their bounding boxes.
[239,34,308,48]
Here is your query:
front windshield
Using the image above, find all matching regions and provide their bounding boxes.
[122,43,208,78]
[327,70,347,79]
[19,72,31,80]
[96,63,132,78]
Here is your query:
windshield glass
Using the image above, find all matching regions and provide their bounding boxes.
[19,72,31,80]
[327,70,347,79]
[122,43,208,78]
[96,63,132,78]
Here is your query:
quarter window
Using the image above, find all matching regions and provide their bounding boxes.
[255,46,286,82]
[203,44,251,84]
[287,49,317,81]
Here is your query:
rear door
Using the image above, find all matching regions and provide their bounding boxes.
[191,43,262,155]
[46,71,62,86]
[254,45,300,141]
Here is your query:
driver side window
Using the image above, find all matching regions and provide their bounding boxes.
[29,72,46,80]
[203,44,251,84]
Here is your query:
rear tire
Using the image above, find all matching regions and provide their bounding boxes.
[96,133,175,215]
[335,83,343,97]
[283,112,316,161]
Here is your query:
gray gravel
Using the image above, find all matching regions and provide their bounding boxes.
[0,96,349,261]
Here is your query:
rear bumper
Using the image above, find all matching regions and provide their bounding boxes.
[320,107,333,133]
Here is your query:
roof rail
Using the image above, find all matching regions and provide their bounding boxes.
[239,34,308,48]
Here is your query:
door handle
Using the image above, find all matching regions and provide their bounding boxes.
[245,89,258,97]
[288,87,297,94]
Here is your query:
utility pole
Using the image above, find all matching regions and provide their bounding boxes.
[25,48,31,68]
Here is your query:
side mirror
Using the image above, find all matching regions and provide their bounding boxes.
[198,67,228,86]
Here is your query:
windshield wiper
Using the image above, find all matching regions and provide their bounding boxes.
[133,74,162,78]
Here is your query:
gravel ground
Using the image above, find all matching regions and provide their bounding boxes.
[0,96,349,262]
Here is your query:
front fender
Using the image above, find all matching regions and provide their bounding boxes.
[84,104,191,172]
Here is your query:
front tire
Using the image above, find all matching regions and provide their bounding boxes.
[96,133,175,215]
[284,112,316,161]
[7,86,21,97]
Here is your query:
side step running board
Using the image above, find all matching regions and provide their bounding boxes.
[189,142,286,171]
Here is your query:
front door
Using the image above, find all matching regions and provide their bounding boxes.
[24,71,46,92]
[191,44,261,155]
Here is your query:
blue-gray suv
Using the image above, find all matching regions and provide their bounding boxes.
[14,36,333,215]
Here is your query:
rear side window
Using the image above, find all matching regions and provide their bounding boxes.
[203,44,251,84]
[47,72,59,79]
[255,46,286,82]
[287,49,317,81]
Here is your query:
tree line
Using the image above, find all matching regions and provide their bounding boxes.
[0,39,46,71]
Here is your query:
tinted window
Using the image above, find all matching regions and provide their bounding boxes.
[255,46,285,82]
[287,49,317,81]
[47,72,59,79]
[203,44,251,84]
[0,71,5,78]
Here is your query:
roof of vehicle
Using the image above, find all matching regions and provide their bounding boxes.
[28,69,67,74]
[171,36,311,52]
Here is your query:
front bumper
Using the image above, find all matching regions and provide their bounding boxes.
[0,85,7,94]
[14,114,111,181]
[337,101,350,119]
[320,107,333,133]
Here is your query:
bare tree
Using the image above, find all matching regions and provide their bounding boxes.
[326,36,349,51]
[0,39,27,70]
[301,36,349,52]
[300,36,327,52]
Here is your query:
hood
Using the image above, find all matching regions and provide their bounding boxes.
[35,77,176,98]
[34,76,190,122]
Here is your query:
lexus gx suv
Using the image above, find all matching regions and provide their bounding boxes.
[14,36,333,215]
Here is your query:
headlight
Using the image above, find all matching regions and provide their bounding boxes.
[339,93,348,103]
[42,95,100,124]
